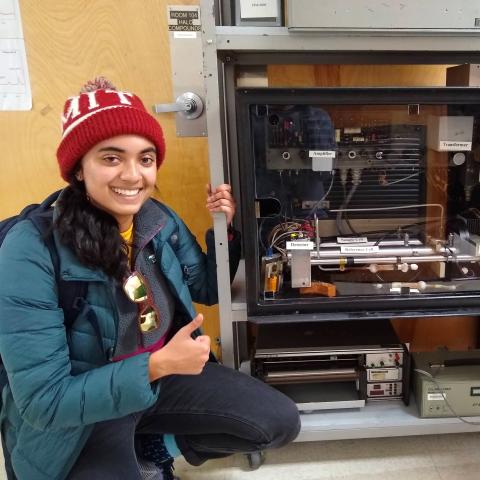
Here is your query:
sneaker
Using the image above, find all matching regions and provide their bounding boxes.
[139,434,180,480]
[159,457,178,480]
[137,457,162,480]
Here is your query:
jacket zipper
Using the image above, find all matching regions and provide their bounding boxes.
[106,284,120,362]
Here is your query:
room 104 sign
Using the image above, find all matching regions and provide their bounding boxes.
[168,5,201,32]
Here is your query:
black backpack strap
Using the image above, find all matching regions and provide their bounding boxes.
[0,190,63,246]
[17,189,62,219]
[29,212,88,329]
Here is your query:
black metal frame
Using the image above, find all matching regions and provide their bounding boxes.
[236,86,480,319]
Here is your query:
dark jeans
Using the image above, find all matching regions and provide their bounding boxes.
[68,363,300,479]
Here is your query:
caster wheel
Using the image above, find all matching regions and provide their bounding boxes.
[246,451,265,470]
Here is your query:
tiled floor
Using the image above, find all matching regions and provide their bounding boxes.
[2,432,480,479]
[172,433,480,480]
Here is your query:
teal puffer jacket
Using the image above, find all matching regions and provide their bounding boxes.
[0,199,227,480]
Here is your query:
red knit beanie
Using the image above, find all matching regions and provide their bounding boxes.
[56,77,165,181]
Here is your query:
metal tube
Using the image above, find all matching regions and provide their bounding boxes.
[287,246,457,260]
[309,254,479,266]
[315,246,437,257]
[320,239,423,248]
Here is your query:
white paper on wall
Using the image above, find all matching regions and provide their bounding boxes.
[0,0,31,110]
[239,0,278,19]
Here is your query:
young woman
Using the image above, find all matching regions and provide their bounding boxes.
[0,78,300,480]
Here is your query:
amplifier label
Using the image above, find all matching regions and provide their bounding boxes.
[427,393,445,401]
[309,150,336,158]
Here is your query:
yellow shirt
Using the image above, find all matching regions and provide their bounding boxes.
[120,223,134,266]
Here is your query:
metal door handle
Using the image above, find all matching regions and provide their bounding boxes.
[153,92,204,119]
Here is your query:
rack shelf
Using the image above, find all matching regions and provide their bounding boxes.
[297,397,480,442]
[214,26,480,53]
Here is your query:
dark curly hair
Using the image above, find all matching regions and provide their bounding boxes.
[55,175,130,282]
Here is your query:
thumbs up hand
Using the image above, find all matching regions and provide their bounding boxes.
[148,314,211,381]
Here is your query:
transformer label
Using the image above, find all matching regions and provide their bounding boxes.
[439,141,472,151]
